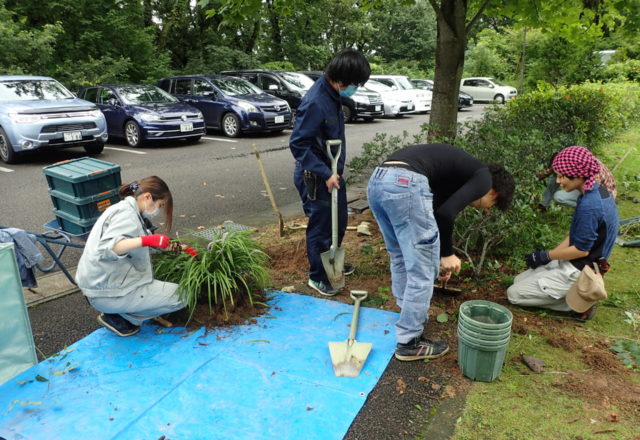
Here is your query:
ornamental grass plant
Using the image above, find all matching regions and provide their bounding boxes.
[153,229,270,323]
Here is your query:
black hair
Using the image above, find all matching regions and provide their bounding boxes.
[488,163,515,211]
[324,48,371,87]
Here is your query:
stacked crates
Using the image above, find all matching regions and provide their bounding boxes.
[42,157,122,235]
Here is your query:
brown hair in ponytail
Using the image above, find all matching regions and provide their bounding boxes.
[118,176,174,231]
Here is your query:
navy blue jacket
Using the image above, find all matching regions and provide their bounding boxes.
[289,76,345,180]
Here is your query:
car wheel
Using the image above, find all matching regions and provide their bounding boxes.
[493,94,505,104]
[124,120,143,147]
[84,141,104,155]
[341,104,354,123]
[221,113,240,138]
[0,127,18,164]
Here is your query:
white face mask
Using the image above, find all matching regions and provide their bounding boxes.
[142,199,160,219]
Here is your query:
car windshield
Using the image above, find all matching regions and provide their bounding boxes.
[213,78,263,96]
[115,86,177,104]
[280,72,315,91]
[0,79,74,102]
[364,80,392,93]
[395,77,416,90]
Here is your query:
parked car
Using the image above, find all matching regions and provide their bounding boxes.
[369,74,432,113]
[298,71,384,122]
[0,75,108,164]
[411,79,473,110]
[78,84,205,148]
[364,80,415,117]
[220,70,311,114]
[157,75,291,137]
[460,77,517,103]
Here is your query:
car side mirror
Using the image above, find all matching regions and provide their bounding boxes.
[203,91,216,98]
[268,84,279,91]
[108,98,118,106]
[489,84,495,88]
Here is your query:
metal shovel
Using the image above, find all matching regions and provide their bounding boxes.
[328,290,373,377]
[320,139,345,289]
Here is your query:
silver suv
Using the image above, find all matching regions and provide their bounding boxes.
[0,76,108,164]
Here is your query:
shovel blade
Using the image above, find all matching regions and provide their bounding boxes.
[328,340,373,377]
[320,246,345,289]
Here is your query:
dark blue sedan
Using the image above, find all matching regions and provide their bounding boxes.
[78,84,205,147]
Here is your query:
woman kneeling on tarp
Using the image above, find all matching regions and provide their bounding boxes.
[76,176,186,336]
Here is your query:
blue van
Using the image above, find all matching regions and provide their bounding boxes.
[157,75,291,137]
[0,76,108,164]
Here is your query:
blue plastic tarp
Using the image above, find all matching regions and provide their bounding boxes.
[0,292,398,440]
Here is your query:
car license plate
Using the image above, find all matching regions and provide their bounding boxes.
[408,104,414,110]
[375,105,381,111]
[63,131,82,142]
[180,122,193,132]
[275,115,284,124]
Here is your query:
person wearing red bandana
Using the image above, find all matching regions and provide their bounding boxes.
[508,146,619,321]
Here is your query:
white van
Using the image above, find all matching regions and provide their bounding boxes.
[369,75,432,113]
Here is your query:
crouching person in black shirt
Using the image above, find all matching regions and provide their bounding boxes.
[367,143,515,361]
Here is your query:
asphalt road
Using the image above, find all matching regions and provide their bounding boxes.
[0,105,487,273]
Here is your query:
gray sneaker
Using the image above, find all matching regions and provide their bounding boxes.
[308,279,338,296]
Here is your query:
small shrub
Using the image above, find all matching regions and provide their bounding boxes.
[153,229,270,322]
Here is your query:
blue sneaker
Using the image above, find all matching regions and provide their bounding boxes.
[98,313,140,337]
[308,279,338,296]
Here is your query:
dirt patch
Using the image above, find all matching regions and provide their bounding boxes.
[553,370,640,416]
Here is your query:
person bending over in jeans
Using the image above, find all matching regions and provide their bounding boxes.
[367,143,515,361]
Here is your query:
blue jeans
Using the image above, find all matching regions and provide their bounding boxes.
[367,167,440,344]
[294,162,347,285]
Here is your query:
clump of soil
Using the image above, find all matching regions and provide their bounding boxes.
[164,287,269,330]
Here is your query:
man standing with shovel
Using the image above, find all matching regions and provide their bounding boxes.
[290,49,371,296]
[367,143,515,360]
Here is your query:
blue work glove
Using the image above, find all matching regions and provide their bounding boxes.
[525,250,551,269]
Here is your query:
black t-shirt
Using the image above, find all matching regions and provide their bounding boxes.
[387,143,491,256]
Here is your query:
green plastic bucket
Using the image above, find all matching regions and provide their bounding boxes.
[457,300,513,382]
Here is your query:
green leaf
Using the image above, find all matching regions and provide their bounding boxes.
[35,375,48,382]
[436,313,449,323]
[415,404,423,411]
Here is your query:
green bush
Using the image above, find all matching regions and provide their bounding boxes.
[153,229,270,322]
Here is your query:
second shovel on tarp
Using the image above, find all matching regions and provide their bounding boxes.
[328,290,373,377]
[320,139,345,289]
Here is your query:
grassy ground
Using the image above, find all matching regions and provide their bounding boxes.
[448,127,640,440]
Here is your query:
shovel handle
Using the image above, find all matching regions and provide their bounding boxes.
[348,290,368,341]
[326,140,342,251]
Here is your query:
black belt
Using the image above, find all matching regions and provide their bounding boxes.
[379,162,414,171]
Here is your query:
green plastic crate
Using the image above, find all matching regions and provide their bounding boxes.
[43,157,121,198]
[53,209,98,235]
[49,188,120,221]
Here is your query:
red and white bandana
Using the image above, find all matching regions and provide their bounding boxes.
[552,146,601,191]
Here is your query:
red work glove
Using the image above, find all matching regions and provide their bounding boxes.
[141,234,170,249]
[184,246,198,257]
